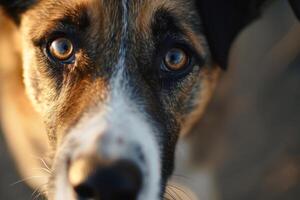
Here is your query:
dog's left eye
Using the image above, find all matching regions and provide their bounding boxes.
[163,48,189,71]
[48,38,74,62]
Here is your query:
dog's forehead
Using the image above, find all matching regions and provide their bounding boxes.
[32,0,191,14]
[23,0,197,36]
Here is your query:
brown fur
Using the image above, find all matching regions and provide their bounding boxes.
[0,0,221,198]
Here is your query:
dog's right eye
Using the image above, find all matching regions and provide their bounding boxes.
[48,38,74,63]
[164,48,189,71]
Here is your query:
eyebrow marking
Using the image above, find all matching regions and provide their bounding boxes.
[30,5,91,46]
[59,9,90,31]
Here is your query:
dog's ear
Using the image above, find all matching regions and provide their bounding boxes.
[289,0,300,20]
[196,0,268,70]
[197,0,300,69]
[0,0,35,24]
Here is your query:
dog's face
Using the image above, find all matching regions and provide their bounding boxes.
[1,0,220,199]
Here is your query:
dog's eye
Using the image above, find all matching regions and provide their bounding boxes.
[49,38,74,61]
[163,48,189,71]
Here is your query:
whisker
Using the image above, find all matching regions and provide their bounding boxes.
[33,190,45,200]
[32,185,44,200]
[30,155,51,171]
[164,194,175,200]
[168,184,193,200]
[32,183,48,200]
[168,186,183,200]
[172,174,191,181]
[165,187,178,200]
[10,176,46,186]
[32,167,52,175]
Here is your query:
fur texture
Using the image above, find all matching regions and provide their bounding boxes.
[0,0,221,199]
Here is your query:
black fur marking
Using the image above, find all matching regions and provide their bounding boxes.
[289,0,300,20]
[195,0,268,69]
[58,9,91,33]
[152,9,184,41]
[0,0,36,24]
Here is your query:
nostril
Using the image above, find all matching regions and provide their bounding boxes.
[69,158,142,199]
[110,160,143,197]
[74,182,95,198]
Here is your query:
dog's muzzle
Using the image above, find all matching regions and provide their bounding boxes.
[53,88,161,200]
[62,129,146,200]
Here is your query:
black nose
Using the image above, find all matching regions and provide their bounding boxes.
[69,159,142,200]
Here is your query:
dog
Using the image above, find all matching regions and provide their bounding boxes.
[0,0,221,199]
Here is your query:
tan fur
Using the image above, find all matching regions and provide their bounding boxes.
[0,11,49,188]
[0,1,221,198]
[134,0,220,138]
[181,66,222,136]
[135,0,197,34]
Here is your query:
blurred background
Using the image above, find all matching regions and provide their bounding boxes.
[0,0,300,200]
[0,133,32,199]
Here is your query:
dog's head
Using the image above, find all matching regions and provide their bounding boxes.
[1,0,220,199]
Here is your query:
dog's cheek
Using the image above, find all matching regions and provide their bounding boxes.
[21,41,57,115]
[180,65,221,136]
[160,124,180,185]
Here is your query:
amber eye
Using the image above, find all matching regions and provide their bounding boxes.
[164,48,189,71]
[49,38,74,61]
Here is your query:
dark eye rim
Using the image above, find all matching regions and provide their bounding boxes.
[43,33,77,65]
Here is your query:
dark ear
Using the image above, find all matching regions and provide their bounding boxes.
[289,0,300,20]
[196,0,268,69]
[0,0,35,24]
[196,0,300,69]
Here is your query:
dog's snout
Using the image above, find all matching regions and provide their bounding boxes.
[69,157,142,200]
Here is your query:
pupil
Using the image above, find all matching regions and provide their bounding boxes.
[56,41,69,54]
[167,49,184,66]
[170,52,182,64]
